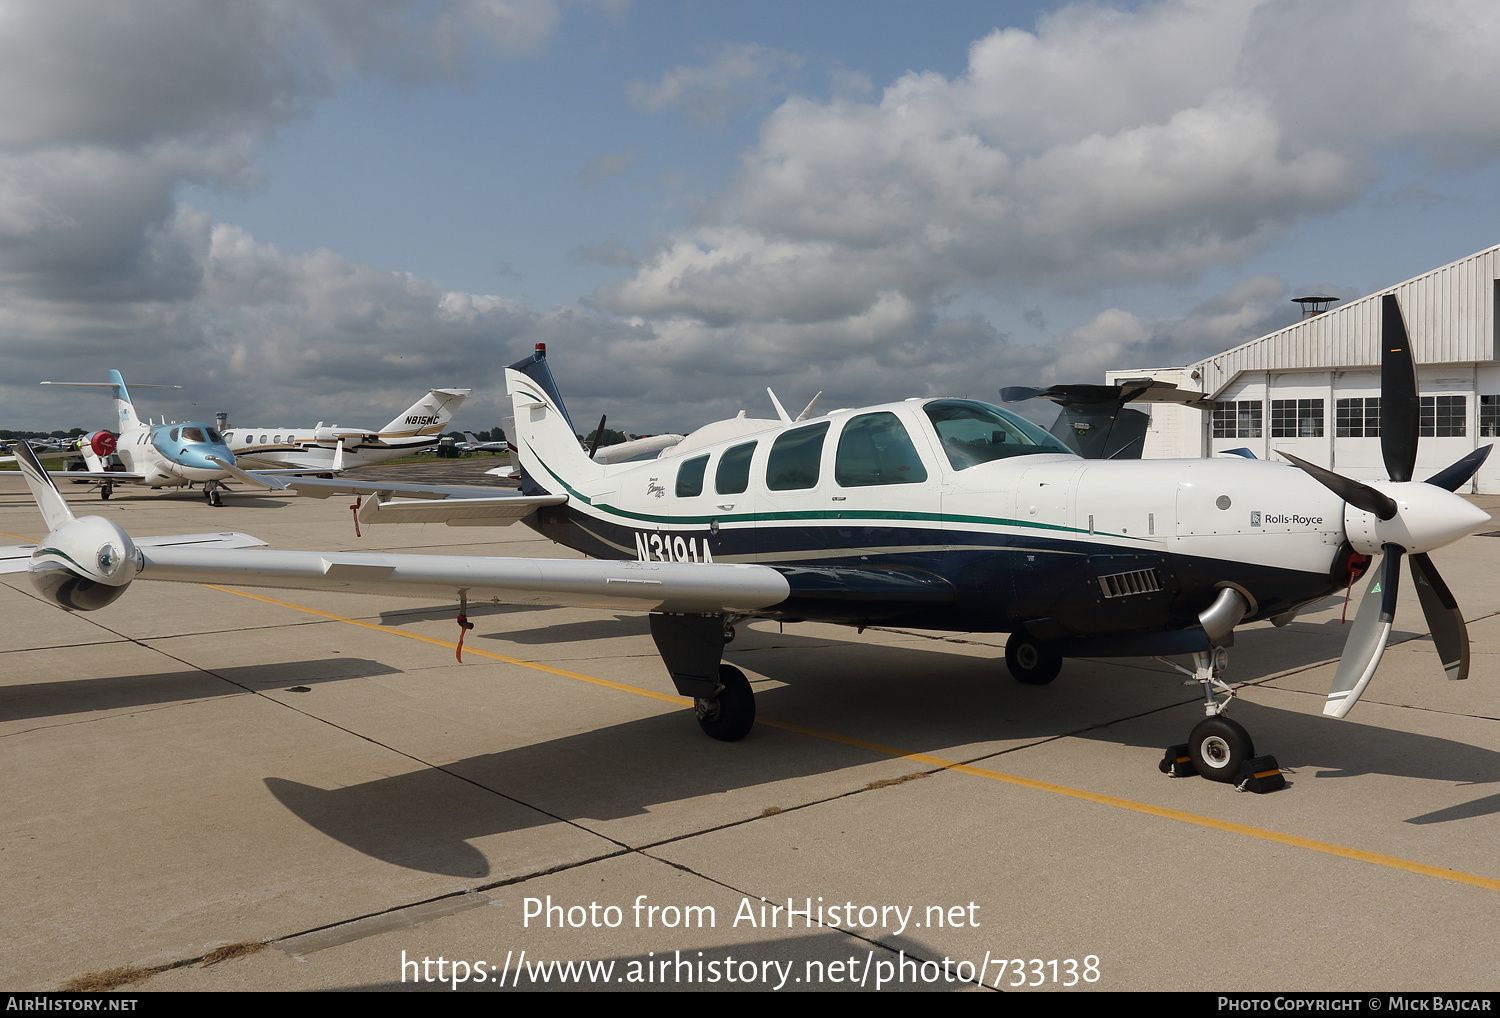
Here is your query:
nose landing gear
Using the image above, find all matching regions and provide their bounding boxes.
[1157,647,1286,793]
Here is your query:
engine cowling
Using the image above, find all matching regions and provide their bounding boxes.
[83,431,118,457]
[28,516,140,610]
[312,427,372,449]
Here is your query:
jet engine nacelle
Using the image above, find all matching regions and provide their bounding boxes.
[77,431,118,457]
[28,516,140,611]
[313,427,374,449]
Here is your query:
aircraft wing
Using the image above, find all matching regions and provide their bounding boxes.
[116,544,788,613]
[355,492,567,527]
[0,469,148,483]
[0,531,267,575]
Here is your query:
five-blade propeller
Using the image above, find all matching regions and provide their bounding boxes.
[1280,294,1492,717]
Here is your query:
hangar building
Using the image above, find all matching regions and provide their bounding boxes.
[1107,243,1500,493]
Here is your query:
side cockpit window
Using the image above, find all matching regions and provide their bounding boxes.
[835,412,927,487]
[924,400,1073,469]
[715,442,755,495]
[766,421,830,491]
[676,455,709,497]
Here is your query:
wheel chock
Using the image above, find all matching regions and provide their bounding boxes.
[1158,744,1197,777]
[1235,755,1286,793]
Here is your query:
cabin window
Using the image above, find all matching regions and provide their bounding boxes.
[274,435,282,444]
[260,435,267,444]
[676,455,709,497]
[169,428,179,442]
[766,421,829,491]
[835,412,927,487]
[715,442,756,495]
[205,427,224,443]
[923,400,1072,469]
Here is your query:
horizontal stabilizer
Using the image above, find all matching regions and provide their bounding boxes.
[356,492,566,527]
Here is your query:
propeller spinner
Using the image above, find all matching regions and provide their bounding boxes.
[1282,294,1492,718]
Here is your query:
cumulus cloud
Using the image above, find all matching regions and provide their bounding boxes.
[0,0,573,429]
[589,0,1500,404]
[627,43,804,126]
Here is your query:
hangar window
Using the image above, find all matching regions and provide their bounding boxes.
[1481,396,1500,438]
[1335,398,1380,438]
[715,441,756,495]
[1271,399,1323,438]
[676,455,709,497]
[1212,401,1262,439]
[1420,396,1466,437]
[835,412,927,487]
[766,421,830,491]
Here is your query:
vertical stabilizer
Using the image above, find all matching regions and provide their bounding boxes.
[108,370,142,431]
[505,348,603,492]
[379,388,471,436]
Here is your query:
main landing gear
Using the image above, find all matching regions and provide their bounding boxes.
[695,664,755,741]
[1157,647,1286,793]
[1005,631,1062,685]
[649,614,756,742]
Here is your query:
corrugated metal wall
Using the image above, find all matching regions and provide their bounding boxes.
[1193,245,1500,399]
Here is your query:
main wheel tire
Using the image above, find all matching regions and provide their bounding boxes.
[1187,716,1254,783]
[695,663,755,742]
[100,486,111,500]
[1005,632,1062,685]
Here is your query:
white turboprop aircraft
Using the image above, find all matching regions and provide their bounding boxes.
[0,298,1491,792]
[224,388,470,472]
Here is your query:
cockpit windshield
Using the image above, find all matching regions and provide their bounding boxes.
[181,427,206,443]
[923,399,1074,469]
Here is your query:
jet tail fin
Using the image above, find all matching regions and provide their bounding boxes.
[378,388,471,437]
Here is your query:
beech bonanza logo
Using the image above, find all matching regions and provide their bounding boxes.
[646,478,666,499]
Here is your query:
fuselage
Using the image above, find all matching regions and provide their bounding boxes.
[517,397,1358,644]
[107,421,236,487]
[225,428,434,471]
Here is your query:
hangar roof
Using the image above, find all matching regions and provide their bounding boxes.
[1192,243,1500,400]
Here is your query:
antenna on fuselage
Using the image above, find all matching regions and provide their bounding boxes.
[795,392,823,421]
[767,388,793,424]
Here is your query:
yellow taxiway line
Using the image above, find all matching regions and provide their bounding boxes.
[207,584,1500,895]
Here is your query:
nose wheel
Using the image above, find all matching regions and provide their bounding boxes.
[1157,648,1286,792]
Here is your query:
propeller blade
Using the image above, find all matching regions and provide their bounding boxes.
[1380,294,1419,483]
[998,386,1047,403]
[1325,547,1402,718]
[1408,552,1469,681]
[1280,450,1398,520]
[1425,445,1493,492]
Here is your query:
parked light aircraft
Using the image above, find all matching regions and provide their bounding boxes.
[22,371,241,505]
[0,298,1490,790]
[459,431,507,453]
[225,388,470,472]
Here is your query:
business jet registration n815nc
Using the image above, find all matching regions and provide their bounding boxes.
[224,387,470,472]
[0,296,1490,791]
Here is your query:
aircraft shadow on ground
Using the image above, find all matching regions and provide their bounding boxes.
[0,658,400,723]
[262,629,1500,878]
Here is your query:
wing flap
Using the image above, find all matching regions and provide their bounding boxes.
[137,548,789,613]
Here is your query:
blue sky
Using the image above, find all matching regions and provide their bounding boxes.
[4,1,1500,435]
